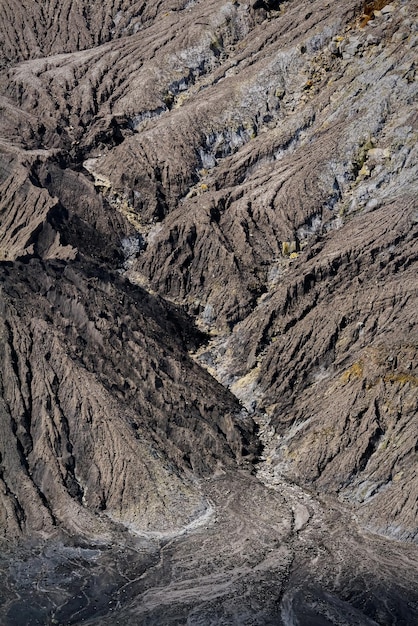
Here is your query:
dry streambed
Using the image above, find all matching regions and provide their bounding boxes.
[1,468,417,625]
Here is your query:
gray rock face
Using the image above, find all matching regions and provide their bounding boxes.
[0,258,257,539]
[0,0,417,624]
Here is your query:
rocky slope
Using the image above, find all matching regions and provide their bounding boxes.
[0,257,258,537]
[0,0,417,624]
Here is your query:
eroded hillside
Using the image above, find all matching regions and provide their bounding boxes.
[0,0,417,624]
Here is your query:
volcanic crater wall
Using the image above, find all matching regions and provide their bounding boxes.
[0,0,417,556]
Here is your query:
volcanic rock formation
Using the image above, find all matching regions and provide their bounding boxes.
[0,0,417,624]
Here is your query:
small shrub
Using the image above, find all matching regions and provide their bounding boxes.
[282,240,298,256]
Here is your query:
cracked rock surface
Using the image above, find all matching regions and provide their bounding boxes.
[0,0,417,624]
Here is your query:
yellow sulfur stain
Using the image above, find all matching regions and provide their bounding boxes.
[341,361,364,383]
